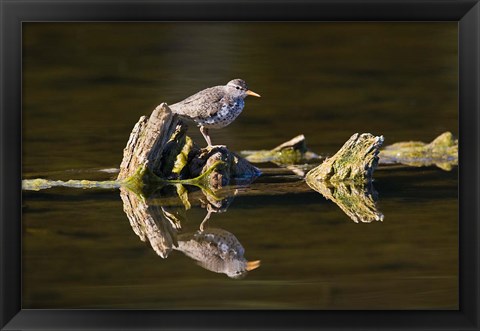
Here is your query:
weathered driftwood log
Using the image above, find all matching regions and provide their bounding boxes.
[306,133,384,183]
[241,134,319,165]
[240,135,320,176]
[117,103,260,192]
[379,131,458,171]
[118,103,180,181]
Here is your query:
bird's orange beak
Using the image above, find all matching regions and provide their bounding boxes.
[246,90,261,97]
[246,260,261,271]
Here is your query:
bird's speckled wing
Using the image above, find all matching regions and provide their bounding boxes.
[170,86,225,119]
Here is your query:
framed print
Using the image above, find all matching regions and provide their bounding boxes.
[1,0,479,330]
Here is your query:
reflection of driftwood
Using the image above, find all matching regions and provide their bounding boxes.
[120,183,260,278]
[308,181,383,223]
[176,229,260,279]
[120,187,183,258]
[379,132,458,171]
[306,133,384,183]
[117,103,260,190]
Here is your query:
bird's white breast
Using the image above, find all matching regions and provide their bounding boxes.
[197,99,245,129]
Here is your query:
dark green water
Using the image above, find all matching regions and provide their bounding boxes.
[22,23,458,309]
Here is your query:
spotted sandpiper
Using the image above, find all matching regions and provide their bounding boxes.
[169,79,261,147]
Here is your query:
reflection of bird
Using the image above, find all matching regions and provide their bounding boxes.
[170,79,260,147]
[198,188,238,231]
[176,228,260,279]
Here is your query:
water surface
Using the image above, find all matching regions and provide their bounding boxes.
[22,22,458,309]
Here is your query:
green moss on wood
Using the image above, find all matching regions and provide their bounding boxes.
[306,133,384,184]
[22,178,121,191]
[122,160,226,196]
[379,131,458,170]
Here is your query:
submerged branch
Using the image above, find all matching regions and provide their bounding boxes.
[22,178,121,191]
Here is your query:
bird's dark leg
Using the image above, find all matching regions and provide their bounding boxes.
[200,126,213,147]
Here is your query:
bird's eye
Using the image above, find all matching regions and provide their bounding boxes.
[236,86,240,90]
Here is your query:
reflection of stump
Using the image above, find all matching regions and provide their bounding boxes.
[309,181,383,223]
[120,187,183,258]
[117,103,260,189]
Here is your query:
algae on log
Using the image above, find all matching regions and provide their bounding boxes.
[379,131,458,171]
[306,133,384,183]
[22,178,121,191]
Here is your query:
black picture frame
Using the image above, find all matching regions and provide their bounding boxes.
[1,0,479,330]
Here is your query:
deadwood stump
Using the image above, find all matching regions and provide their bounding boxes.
[117,103,260,191]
